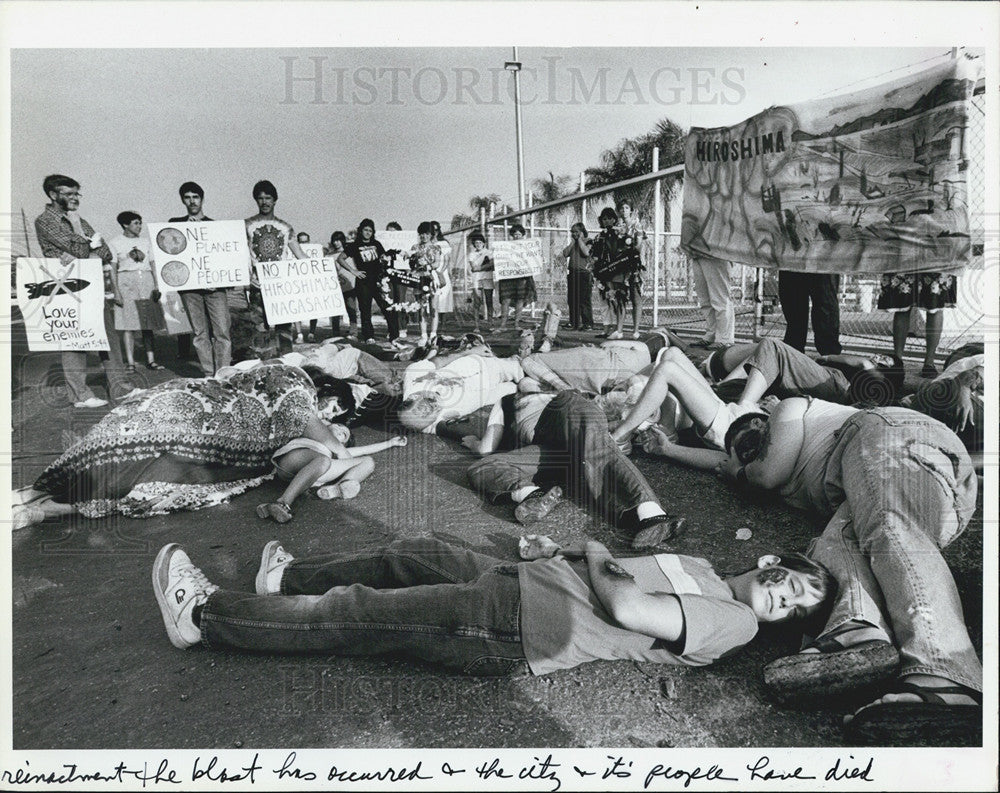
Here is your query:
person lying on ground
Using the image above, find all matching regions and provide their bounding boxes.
[464,389,683,548]
[642,398,982,745]
[13,364,322,529]
[256,423,407,523]
[152,535,835,678]
[900,343,983,468]
[610,339,900,457]
[398,330,677,436]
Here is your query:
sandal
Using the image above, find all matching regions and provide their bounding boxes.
[255,501,293,523]
[146,361,164,370]
[125,364,137,374]
[844,680,983,746]
[763,622,899,703]
[316,480,361,500]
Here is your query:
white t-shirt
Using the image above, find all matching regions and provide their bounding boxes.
[403,354,522,433]
[109,233,155,273]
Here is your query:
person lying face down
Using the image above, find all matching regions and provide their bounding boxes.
[153,536,836,677]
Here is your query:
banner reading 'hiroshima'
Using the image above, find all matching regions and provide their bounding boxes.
[681,58,982,274]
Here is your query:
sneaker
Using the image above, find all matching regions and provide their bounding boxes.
[606,330,624,340]
[631,515,686,549]
[306,333,316,342]
[152,543,218,649]
[74,397,108,408]
[12,504,45,531]
[295,333,304,343]
[255,540,295,595]
[518,330,535,357]
[538,338,552,353]
[397,329,408,340]
[514,485,563,525]
[316,480,362,500]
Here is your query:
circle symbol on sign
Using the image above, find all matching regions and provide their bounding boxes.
[156,227,187,255]
[160,261,190,288]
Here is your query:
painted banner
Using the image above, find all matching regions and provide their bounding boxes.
[379,230,420,270]
[492,238,544,280]
[16,258,109,351]
[682,58,982,274]
[256,257,348,324]
[146,220,251,290]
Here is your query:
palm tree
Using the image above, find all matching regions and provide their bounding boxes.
[530,171,573,226]
[588,117,686,201]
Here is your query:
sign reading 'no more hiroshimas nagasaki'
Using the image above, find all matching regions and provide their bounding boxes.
[257,257,349,324]
[16,258,110,351]
[146,220,251,290]
[492,238,545,280]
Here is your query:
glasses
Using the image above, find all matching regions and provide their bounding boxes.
[57,190,81,198]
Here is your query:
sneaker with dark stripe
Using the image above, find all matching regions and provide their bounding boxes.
[631,515,686,549]
[514,486,563,525]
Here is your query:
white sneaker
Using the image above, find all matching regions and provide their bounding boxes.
[295,333,304,343]
[606,330,624,340]
[255,540,295,595]
[152,544,218,649]
[74,397,108,408]
[397,329,408,340]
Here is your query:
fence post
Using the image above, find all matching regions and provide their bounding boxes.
[753,268,763,342]
[652,147,661,327]
[479,205,486,238]
[580,172,587,227]
[528,191,535,237]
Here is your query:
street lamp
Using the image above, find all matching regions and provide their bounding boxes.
[505,47,526,210]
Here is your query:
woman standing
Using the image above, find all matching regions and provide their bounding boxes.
[563,222,593,330]
[326,231,359,339]
[109,211,163,371]
[408,222,444,347]
[496,223,537,333]
[591,208,642,340]
[338,219,398,342]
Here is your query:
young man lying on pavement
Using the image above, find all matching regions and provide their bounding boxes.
[153,536,834,677]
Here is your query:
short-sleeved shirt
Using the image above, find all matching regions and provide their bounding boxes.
[246,216,295,263]
[345,239,388,276]
[403,354,523,433]
[109,233,155,273]
[518,554,758,675]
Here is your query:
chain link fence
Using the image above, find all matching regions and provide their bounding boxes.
[446,84,987,355]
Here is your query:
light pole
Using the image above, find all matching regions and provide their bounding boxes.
[505,47,526,210]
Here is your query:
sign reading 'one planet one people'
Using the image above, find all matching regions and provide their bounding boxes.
[492,238,545,281]
[681,56,983,275]
[146,220,251,290]
[16,258,110,351]
[256,257,349,325]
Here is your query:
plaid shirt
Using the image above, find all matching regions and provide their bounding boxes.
[34,203,112,264]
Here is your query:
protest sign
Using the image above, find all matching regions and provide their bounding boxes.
[379,230,420,269]
[147,220,251,290]
[256,256,348,325]
[492,238,544,280]
[682,57,982,274]
[16,258,109,351]
[299,243,324,259]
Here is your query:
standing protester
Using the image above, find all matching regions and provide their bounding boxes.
[337,218,398,343]
[878,270,957,378]
[408,221,445,347]
[496,223,537,333]
[327,231,359,338]
[293,232,312,341]
[591,207,642,340]
[690,255,735,350]
[468,231,495,330]
[616,201,647,339]
[777,271,842,355]
[169,182,231,375]
[563,222,593,330]
[33,174,133,407]
[245,180,308,355]
[108,211,163,372]
[430,220,455,318]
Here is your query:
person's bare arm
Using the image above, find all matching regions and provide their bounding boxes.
[642,426,728,471]
[348,436,408,457]
[739,398,808,490]
[288,237,308,260]
[585,541,684,641]
[336,251,364,280]
[462,400,505,455]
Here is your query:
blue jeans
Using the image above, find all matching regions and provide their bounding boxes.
[743,338,849,403]
[467,391,661,525]
[181,289,232,375]
[808,409,981,691]
[200,538,527,676]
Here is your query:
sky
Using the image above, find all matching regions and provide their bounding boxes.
[3,2,994,252]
